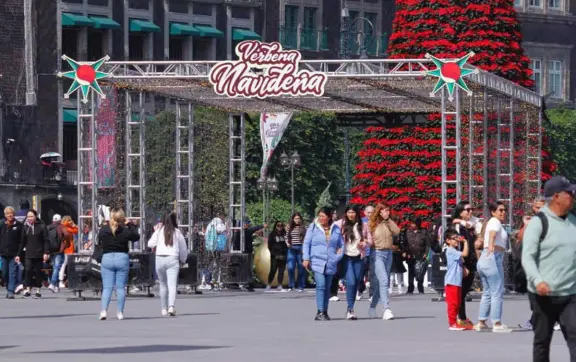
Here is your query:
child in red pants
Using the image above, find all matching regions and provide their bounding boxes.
[444,229,469,331]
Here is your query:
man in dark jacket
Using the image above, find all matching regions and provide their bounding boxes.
[404,218,430,294]
[0,206,23,298]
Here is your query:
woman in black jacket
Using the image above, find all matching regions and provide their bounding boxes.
[266,220,288,291]
[450,201,478,330]
[16,209,49,298]
[97,208,139,321]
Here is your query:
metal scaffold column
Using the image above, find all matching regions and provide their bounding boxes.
[440,88,462,237]
[468,93,484,208]
[228,114,245,253]
[77,93,98,247]
[495,98,514,230]
[125,91,146,250]
[175,101,194,249]
[525,110,543,201]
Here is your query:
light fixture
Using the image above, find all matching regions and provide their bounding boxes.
[268,177,279,192]
[280,151,290,168]
[291,151,301,167]
[256,177,265,191]
[57,193,63,201]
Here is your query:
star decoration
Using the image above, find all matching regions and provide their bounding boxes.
[425,52,479,101]
[57,55,110,103]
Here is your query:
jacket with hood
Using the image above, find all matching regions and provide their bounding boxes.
[59,220,78,254]
[0,219,24,257]
[303,219,344,275]
[19,220,50,259]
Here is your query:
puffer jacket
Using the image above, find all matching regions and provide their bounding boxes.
[303,219,344,275]
[59,220,78,254]
[405,229,430,260]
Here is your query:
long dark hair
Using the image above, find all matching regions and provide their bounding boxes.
[288,212,305,243]
[317,206,334,225]
[451,201,470,221]
[162,212,178,247]
[342,205,362,244]
[269,220,286,240]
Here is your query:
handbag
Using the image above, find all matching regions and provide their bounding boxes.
[415,258,427,280]
[92,242,104,264]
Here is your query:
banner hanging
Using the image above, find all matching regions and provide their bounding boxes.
[260,112,293,179]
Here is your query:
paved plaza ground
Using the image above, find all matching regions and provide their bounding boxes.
[0,289,571,362]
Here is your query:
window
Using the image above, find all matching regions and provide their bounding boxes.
[193,39,212,60]
[531,59,542,94]
[514,0,522,5]
[63,124,77,162]
[528,0,541,7]
[87,29,104,61]
[285,5,299,29]
[193,3,212,16]
[88,0,109,6]
[129,0,149,10]
[169,38,184,60]
[231,7,251,19]
[62,29,78,100]
[169,0,189,13]
[303,8,317,29]
[129,34,145,60]
[548,60,563,98]
[63,0,82,3]
[364,12,378,32]
[548,0,561,9]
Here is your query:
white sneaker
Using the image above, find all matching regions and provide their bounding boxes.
[265,285,272,291]
[297,288,304,293]
[554,323,561,331]
[492,324,512,333]
[329,296,340,302]
[397,286,404,295]
[161,309,168,317]
[356,292,362,301]
[383,309,395,320]
[168,306,176,316]
[368,307,378,319]
[276,286,283,292]
[117,312,124,320]
[346,310,357,320]
[48,284,59,293]
[59,281,66,289]
[369,296,373,302]
[14,284,24,295]
[388,288,393,294]
[99,311,107,320]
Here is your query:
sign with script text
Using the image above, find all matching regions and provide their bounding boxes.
[209,41,328,99]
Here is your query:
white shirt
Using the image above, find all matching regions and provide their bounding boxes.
[344,223,362,257]
[147,227,189,264]
[483,217,508,249]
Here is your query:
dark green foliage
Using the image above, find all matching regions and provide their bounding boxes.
[546,108,576,181]
[246,198,306,227]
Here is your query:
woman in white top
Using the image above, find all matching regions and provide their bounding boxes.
[147,212,189,316]
[336,205,372,320]
[475,201,511,332]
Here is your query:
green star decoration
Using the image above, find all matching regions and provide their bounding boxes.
[57,55,110,103]
[425,52,479,101]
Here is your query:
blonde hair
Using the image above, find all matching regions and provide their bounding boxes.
[109,209,126,235]
[4,206,14,214]
[62,215,73,223]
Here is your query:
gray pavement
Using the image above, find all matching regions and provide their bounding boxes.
[0,289,571,362]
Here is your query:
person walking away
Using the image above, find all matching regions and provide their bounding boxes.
[98,208,140,320]
[338,205,371,320]
[0,206,23,299]
[368,203,401,320]
[46,214,64,293]
[286,212,306,292]
[444,228,469,331]
[303,207,344,321]
[474,201,511,332]
[358,205,374,301]
[266,221,288,291]
[17,209,49,298]
[405,218,430,295]
[451,202,478,330]
[52,216,78,291]
[147,212,188,316]
[522,176,576,362]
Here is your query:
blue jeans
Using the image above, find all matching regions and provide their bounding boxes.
[369,250,393,310]
[287,246,306,289]
[50,253,64,286]
[314,271,334,313]
[1,256,18,293]
[101,252,130,313]
[343,255,364,311]
[477,250,505,323]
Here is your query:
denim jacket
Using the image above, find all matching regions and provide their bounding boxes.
[303,220,344,275]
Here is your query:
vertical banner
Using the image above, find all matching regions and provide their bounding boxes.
[260,112,293,179]
[94,86,118,188]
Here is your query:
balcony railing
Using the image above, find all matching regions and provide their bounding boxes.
[223,0,262,6]
[279,26,328,52]
[348,32,389,57]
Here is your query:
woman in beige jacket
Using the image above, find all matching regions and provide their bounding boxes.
[367,203,401,320]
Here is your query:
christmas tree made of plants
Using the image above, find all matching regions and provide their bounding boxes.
[351,0,550,227]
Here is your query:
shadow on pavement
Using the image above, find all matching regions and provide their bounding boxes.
[329,315,436,321]
[125,312,220,320]
[28,345,227,354]
[0,313,94,320]
[0,346,18,350]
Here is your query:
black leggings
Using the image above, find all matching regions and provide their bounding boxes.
[458,271,476,321]
[268,257,286,285]
[25,258,44,288]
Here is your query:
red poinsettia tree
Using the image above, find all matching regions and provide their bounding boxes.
[352,0,552,227]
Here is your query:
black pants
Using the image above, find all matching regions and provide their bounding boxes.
[529,292,576,362]
[406,258,426,294]
[458,271,476,321]
[25,258,44,288]
[268,257,286,285]
[358,256,372,296]
[330,260,345,297]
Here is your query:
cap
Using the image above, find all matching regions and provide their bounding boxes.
[52,214,62,222]
[544,175,576,197]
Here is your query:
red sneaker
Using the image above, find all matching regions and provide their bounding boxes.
[457,319,474,330]
[449,324,466,331]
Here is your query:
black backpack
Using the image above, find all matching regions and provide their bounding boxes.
[48,225,64,253]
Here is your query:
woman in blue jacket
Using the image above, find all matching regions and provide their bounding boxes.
[303,206,344,321]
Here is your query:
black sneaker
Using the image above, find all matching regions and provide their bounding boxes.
[22,291,31,298]
[34,292,41,299]
[323,312,331,321]
[314,311,324,321]
[6,293,14,299]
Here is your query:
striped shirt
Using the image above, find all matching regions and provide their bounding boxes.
[287,225,304,246]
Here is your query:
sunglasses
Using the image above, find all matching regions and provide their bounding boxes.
[464,208,473,212]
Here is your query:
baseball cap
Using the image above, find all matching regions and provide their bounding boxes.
[52,214,62,222]
[543,175,576,197]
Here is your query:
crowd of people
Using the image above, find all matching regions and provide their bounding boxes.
[1,175,575,362]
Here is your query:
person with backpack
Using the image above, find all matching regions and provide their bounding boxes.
[0,206,24,299]
[52,216,78,292]
[46,214,64,293]
[522,176,576,362]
